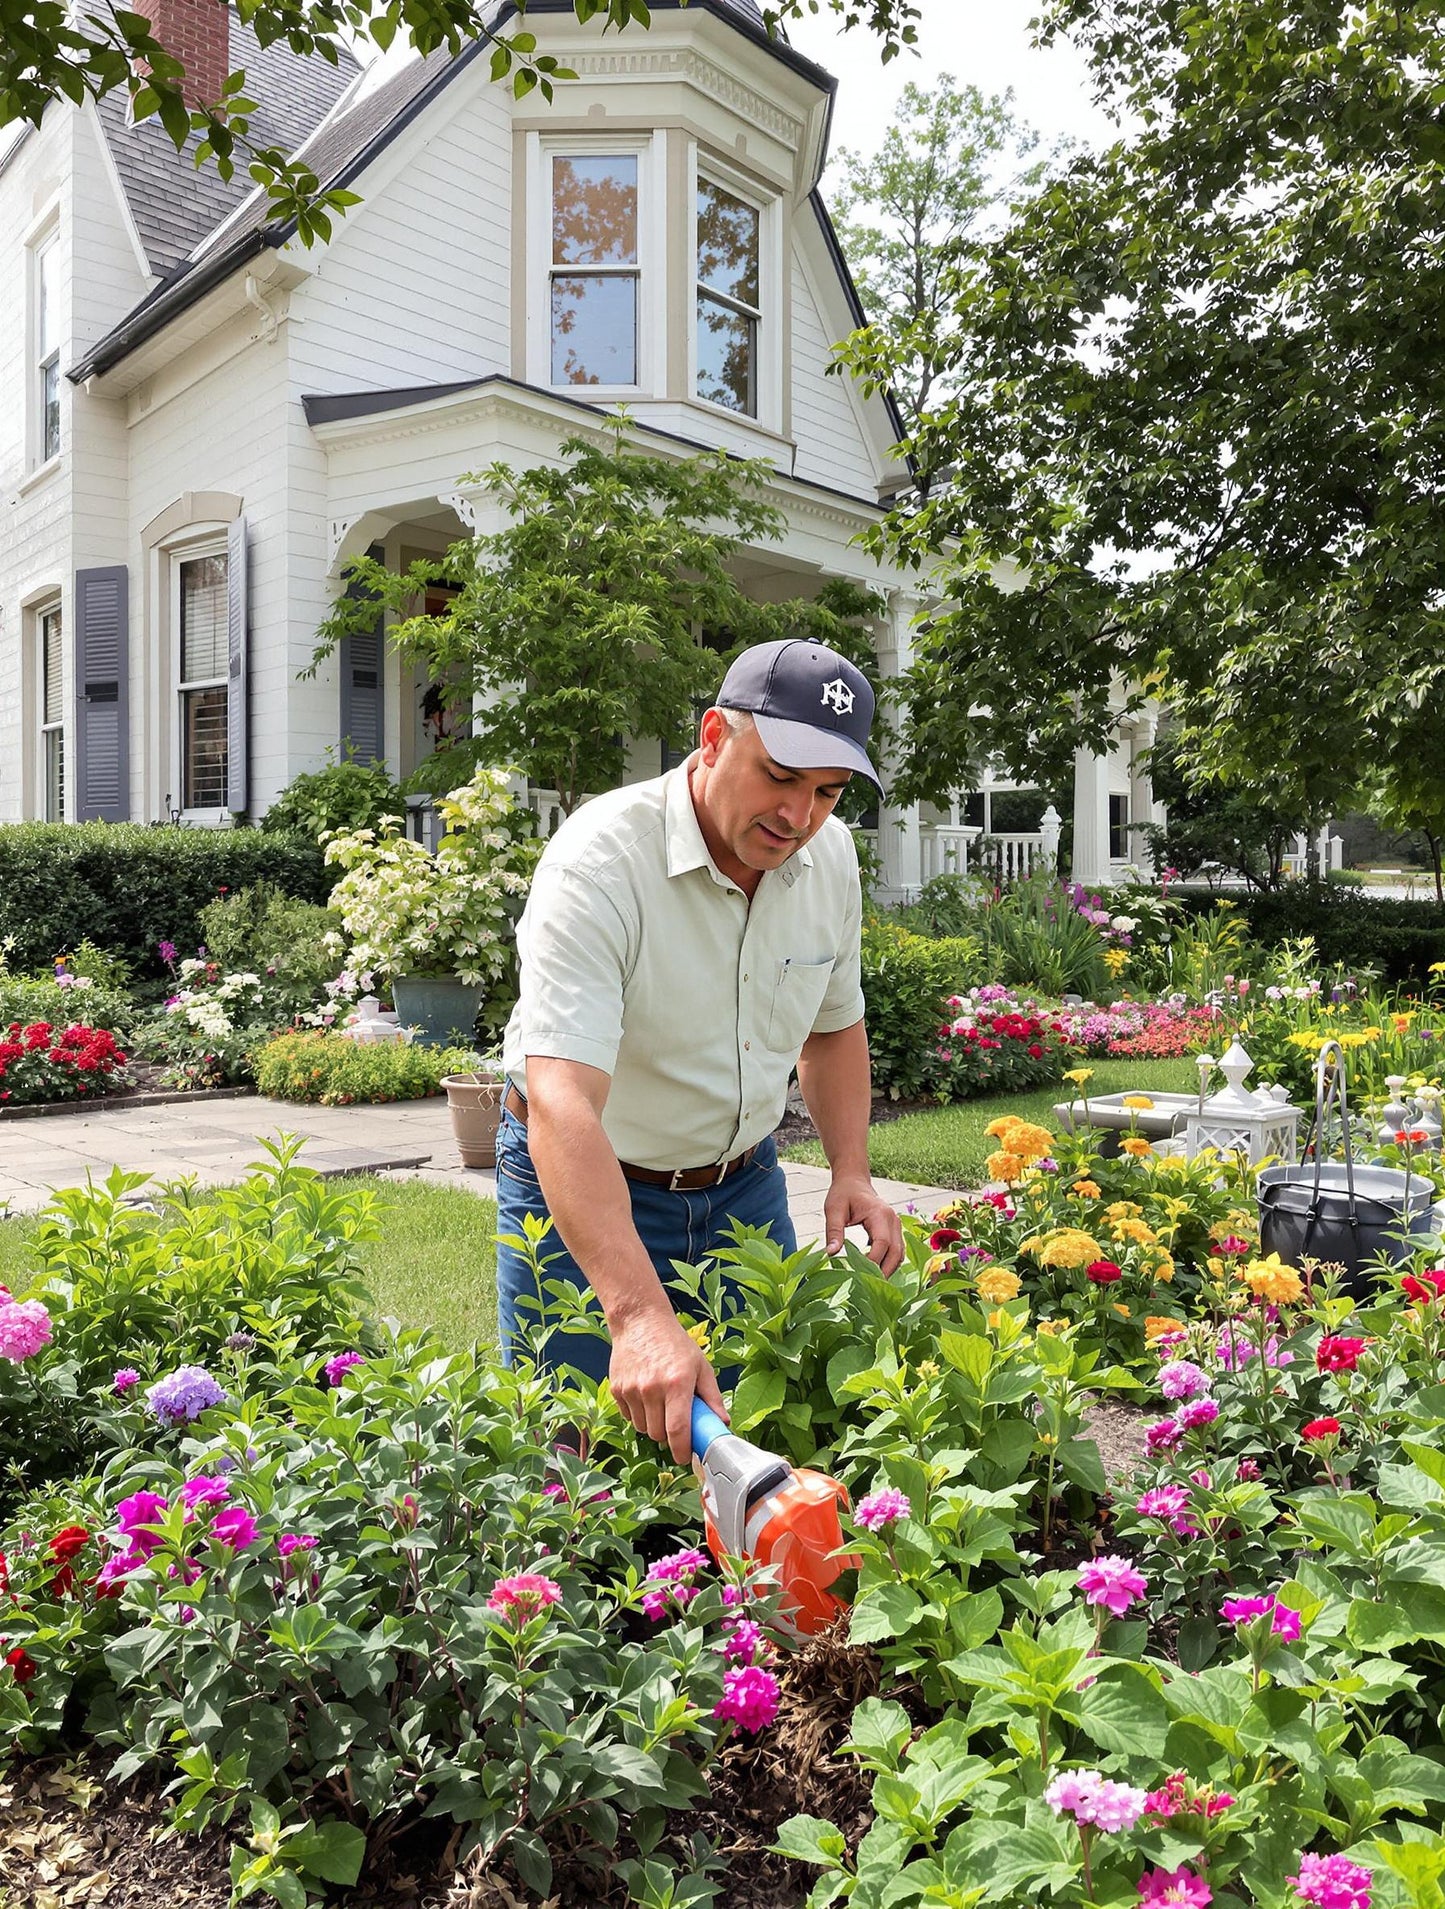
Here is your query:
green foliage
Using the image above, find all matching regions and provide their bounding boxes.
[312,431,886,817]
[0,825,328,978]
[1179,886,1445,987]
[259,759,406,842]
[0,963,135,1044]
[0,1144,382,1512]
[252,1030,477,1105]
[1143,730,1312,893]
[196,885,340,1009]
[861,919,982,1098]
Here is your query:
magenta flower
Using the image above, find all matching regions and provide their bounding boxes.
[1136,1486,1190,1521]
[640,1546,707,1621]
[323,1350,365,1386]
[721,1617,769,1664]
[114,1490,170,1559]
[112,1367,142,1394]
[1076,1555,1148,1616]
[1221,1591,1301,1639]
[1159,1359,1210,1402]
[180,1475,231,1514]
[1271,1603,1303,1643]
[0,1299,53,1363]
[1178,1397,1219,1431]
[543,1482,568,1502]
[1144,1416,1184,1455]
[854,1487,911,1532]
[714,1664,780,1734]
[487,1572,563,1622]
[210,1506,258,1551]
[1138,1866,1213,1906]
[1287,1852,1372,1909]
[277,1533,317,1559]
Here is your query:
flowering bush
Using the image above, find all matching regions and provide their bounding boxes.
[323,765,538,988]
[251,1029,479,1105]
[1057,995,1224,1058]
[0,1020,127,1105]
[936,984,1076,1098]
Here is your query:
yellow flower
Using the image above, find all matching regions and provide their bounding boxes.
[686,1321,710,1352]
[925,1253,953,1281]
[1206,1256,1225,1277]
[1430,961,1445,976]
[1121,1136,1155,1158]
[1113,1303,1131,1317]
[1103,948,1130,975]
[1153,1154,1189,1171]
[1111,1217,1159,1246]
[1064,1067,1095,1085]
[1151,1255,1176,1283]
[1145,1315,1183,1343]
[987,1308,1010,1329]
[1072,1179,1102,1199]
[1106,1201,1142,1221]
[1033,1228,1104,1269]
[1035,1319,1064,1336]
[1340,1032,1370,1049]
[1226,1209,1258,1236]
[986,1150,1026,1185]
[977,1266,1023,1303]
[916,1360,940,1380]
[985,1117,1017,1140]
[1122,1095,1155,1111]
[1288,1030,1327,1049]
[985,1118,1055,1165]
[1239,1252,1304,1305]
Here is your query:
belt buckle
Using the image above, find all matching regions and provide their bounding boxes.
[669,1166,691,1192]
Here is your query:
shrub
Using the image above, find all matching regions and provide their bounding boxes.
[1177,883,1445,984]
[861,919,982,1098]
[259,758,407,840]
[196,883,340,1011]
[0,1022,127,1107]
[252,1030,477,1104]
[0,825,329,978]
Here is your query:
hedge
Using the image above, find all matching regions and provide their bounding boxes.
[0,824,330,977]
[861,918,982,1099]
[1176,883,1445,984]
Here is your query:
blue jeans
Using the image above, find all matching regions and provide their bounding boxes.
[493,1105,797,1382]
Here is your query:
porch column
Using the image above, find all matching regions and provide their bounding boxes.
[1071,743,1113,888]
[1128,716,1158,875]
[876,590,923,901]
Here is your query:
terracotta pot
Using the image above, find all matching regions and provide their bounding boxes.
[441,1071,505,1169]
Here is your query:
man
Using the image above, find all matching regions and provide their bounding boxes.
[495,638,904,1462]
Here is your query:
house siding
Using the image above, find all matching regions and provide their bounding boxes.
[788,246,882,498]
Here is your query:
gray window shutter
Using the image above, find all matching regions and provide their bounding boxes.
[226,515,249,814]
[74,565,130,822]
[338,541,386,764]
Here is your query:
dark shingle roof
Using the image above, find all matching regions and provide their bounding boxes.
[96,11,359,275]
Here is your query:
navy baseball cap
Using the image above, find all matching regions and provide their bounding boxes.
[715,639,882,791]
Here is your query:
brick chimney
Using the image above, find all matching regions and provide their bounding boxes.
[139,0,230,108]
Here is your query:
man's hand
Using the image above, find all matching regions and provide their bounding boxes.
[609,1307,730,1464]
[824,1173,905,1275]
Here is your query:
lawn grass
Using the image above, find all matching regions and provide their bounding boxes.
[782,1057,1204,1189]
[0,1178,498,1351]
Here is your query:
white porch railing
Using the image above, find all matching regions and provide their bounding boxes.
[920,825,981,883]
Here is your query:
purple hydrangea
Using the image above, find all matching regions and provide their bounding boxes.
[146,1365,228,1425]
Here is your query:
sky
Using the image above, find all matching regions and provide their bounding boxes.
[783,0,1120,187]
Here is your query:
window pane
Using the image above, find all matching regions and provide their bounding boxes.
[180,555,228,682]
[38,242,59,358]
[182,686,228,809]
[696,292,756,414]
[42,610,63,725]
[45,730,64,823]
[1109,793,1130,862]
[42,360,59,461]
[697,180,759,310]
[552,275,638,385]
[552,156,638,265]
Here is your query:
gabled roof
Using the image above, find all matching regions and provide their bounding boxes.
[95,11,360,276]
[72,0,834,383]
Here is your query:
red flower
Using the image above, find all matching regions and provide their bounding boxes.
[1086,1260,1123,1285]
[1396,1127,1432,1145]
[1402,1269,1445,1305]
[5,1645,35,1685]
[929,1228,963,1251]
[1301,1417,1341,1441]
[1315,1336,1366,1374]
[48,1525,90,1565]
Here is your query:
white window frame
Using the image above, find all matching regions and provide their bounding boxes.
[37,600,66,822]
[688,149,782,430]
[169,536,231,825]
[28,219,62,471]
[526,131,663,398]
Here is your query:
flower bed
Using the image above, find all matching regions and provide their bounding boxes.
[4,1135,1445,1906]
[0,1020,127,1105]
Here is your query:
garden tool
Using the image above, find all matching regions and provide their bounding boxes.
[690,1397,858,1640]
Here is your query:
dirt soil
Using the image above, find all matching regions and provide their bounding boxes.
[772,1091,936,1155]
[1081,1400,1153,1489]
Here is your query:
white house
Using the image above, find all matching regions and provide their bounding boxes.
[0,0,1155,891]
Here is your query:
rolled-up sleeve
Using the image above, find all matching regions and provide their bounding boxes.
[511,864,634,1074]
[810,860,865,1035]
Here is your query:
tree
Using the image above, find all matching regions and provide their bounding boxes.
[1143,730,1314,893]
[831,75,1052,436]
[841,0,1445,820]
[3,0,920,242]
[312,429,885,817]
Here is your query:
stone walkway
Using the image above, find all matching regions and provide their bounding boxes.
[0,1093,957,1237]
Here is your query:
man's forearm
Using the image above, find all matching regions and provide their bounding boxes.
[795,1019,874,1180]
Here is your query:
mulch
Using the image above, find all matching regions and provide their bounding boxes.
[771,1090,938,1155]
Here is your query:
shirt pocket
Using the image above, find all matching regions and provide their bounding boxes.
[764,958,836,1055]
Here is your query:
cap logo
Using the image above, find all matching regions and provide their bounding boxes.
[820,677,856,717]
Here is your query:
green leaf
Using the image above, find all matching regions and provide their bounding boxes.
[1071,1663,1169,1757]
[850,1581,924,1644]
[844,1696,915,1771]
[1058,1436,1106,1496]
[729,1365,787,1434]
[939,1330,992,1387]
[284,1819,366,1886]
[774,1814,849,1866]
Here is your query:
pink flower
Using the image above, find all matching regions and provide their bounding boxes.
[721,1618,769,1665]
[277,1533,317,1559]
[114,1490,170,1559]
[1220,1594,1273,1625]
[1045,1769,1148,1831]
[1159,1360,1210,1402]
[543,1482,568,1502]
[1287,1851,1372,1909]
[180,1475,231,1514]
[323,1350,365,1387]
[854,1487,911,1532]
[94,1551,146,1592]
[1136,1486,1190,1521]
[1045,1770,1101,1817]
[487,1572,563,1622]
[1236,1458,1261,1482]
[0,1299,53,1363]
[1272,1603,1303,1642]
[1138,1866,1212,1906]
[640,1547,707,1620]
[714,1664,780,1734]
[210,1506,258,1551]
[1145,1416,1184,1455]
[1076,1555,1148,1616]
[112,1367,142,1394]
[1178,1397,1219,1431]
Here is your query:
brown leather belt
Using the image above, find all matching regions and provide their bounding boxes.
[503,1083,760,1192]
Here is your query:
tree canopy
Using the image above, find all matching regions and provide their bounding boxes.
[843,0,1445,828]
[3,0,919,241]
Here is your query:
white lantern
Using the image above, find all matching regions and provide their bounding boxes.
[1183,1039,1301,1166]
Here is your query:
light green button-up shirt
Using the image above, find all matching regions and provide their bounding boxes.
[502,759,866,1172]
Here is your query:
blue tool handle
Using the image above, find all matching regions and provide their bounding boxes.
[691,1396,731,1458]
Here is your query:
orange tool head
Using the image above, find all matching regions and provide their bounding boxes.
[702,1466,858,1640]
